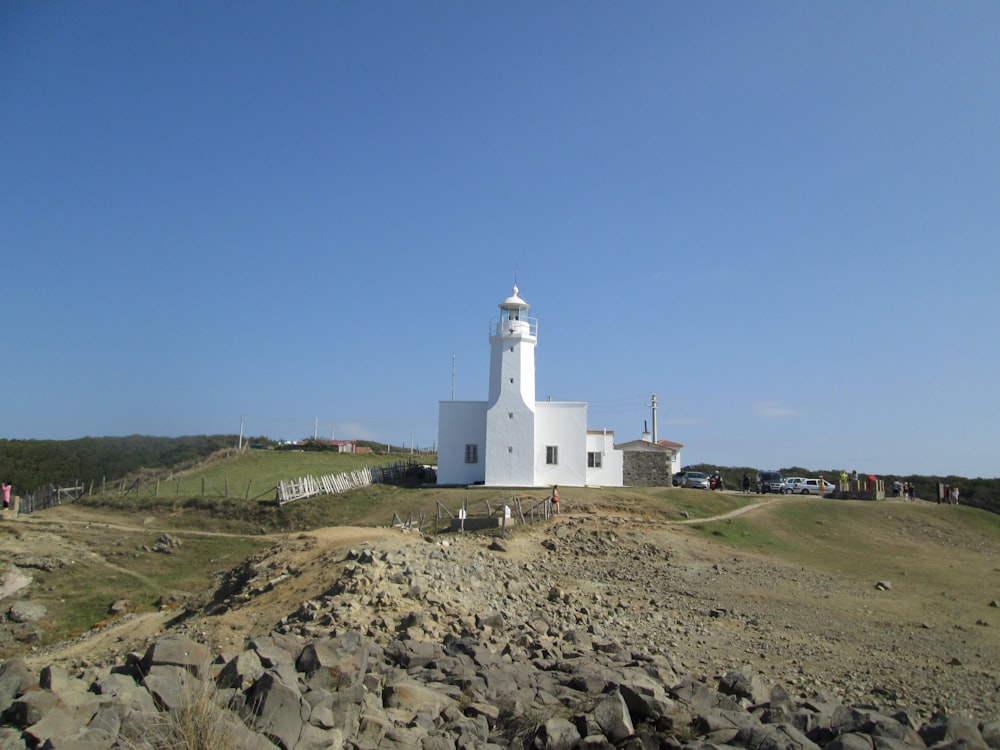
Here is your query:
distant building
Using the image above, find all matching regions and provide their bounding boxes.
[277,439,356,453]
[326,440,356,454]
[615,438,684,487]
[437,285,624,487]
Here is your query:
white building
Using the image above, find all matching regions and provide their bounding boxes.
[437,285,624,488]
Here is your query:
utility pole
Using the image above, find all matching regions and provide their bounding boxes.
[238,415,245,451]
[646,393,660,444]
[313,417,319,441]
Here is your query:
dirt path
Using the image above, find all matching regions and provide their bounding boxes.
[9,497,1000,722]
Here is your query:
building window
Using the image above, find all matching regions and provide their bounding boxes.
[588,451,602,468]
[509,377,514,384]
[507,446,513,454]
[464,444,478,464]
[546,446,559,465]
[508,412,514,419]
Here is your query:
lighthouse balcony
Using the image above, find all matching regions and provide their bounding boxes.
[493,317,538,337]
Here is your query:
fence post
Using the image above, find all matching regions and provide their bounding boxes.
[225,476,229,498]
[245,479,253,500]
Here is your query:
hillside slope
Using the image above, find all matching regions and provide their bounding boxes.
[6,493,999,724]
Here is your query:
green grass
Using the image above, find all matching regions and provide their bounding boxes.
[687,497,1000,580]
[19,480,1000,656]
[90,449,431,503]
[16,532,271,650]
[688,515,803,554]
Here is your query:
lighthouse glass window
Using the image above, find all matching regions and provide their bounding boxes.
[546,446,559,465]
[464,444,478,464]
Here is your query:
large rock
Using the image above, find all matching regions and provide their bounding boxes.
[0,565,32,600]
[0,657,34,714]
[296,632,369,692]
[141,634,212,679]
[245,670,306,750]
[8,600,47,623]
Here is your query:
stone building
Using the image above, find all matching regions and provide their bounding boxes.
[615,439,684,487]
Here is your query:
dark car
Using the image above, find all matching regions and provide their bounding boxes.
[756,470,784,494]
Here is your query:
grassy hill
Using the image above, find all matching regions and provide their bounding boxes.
[9,478,1000,660]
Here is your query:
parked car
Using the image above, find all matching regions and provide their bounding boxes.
[785,478,833,496]
[675,471,711,489]
[672,472,685,487]
[756,470,784,494]
[804,478,834,496]
[781,477,806,494]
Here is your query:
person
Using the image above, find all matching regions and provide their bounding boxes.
[551,485,560,514]
[818,474,827,497]
[839,470,848,493]
[892,480,902,498]
[950,486,959,505]
[1,482,10,511]
[741,472,751,494]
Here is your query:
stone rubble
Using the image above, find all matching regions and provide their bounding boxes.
[1,516,999,749]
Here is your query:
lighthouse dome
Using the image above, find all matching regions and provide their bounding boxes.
[500,285,530,310]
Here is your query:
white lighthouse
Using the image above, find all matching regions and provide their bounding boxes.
[484,286,537,486]
[436,284,623,487]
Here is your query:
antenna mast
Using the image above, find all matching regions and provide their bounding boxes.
[646,393,660,444]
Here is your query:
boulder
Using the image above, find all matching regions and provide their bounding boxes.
[141,634,211,679]
[8,600,47,623]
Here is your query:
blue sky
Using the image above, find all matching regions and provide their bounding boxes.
[3,2,998,478]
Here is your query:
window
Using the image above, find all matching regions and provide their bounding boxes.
[546,446,559,465]
[588,451,602,468]
[464,444,478,464]
[508,412,514,419]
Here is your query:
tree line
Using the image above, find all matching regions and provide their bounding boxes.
[2,437,995,515]
[0,435,242,494]
[688,464,1000,515]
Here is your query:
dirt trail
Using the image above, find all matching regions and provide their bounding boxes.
[7,496,1000,722]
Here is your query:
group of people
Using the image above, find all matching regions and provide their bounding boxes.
[940,484,960,505]
[891,480,917,501]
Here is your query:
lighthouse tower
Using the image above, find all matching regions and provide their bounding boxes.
[484,285,538,486]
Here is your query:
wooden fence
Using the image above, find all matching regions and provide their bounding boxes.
[276,460,420,506]
[16,460,423,512]
[16,483,84,515]
[390,494,555,535]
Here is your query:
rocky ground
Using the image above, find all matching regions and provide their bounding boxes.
[6,495,998,727]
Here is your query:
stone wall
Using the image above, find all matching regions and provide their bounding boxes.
[623,451,673,486]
